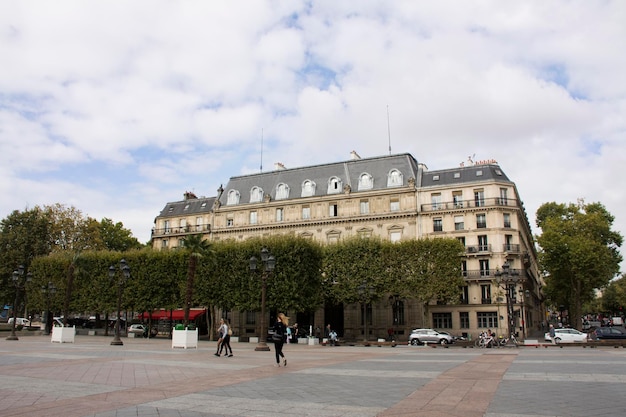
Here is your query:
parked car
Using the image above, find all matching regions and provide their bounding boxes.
[7,318,30,327]
[590,327,626,340]
[128,324,147,335]
[408,328,454,345]
[438,330,466,341]
[544,328,588,343]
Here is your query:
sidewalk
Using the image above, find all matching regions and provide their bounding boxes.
[1,334,626,416]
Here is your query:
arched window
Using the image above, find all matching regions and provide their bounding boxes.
[227,189,240,205]
[327,176,342,194]
[301,180,316,197]
[250,186,264,203]
[276,183,290,200]
[358,173,373,190]
[387,169,403,187]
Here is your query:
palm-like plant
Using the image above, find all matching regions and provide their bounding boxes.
[181,234,211,326]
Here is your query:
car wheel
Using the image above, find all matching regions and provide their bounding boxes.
[410,339,420,346]
[439,339,448,345]
[554,337,561,344]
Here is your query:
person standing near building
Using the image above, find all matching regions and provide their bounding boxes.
[218,318,233,357]
[272,313,289,367]
[549,324,556,344]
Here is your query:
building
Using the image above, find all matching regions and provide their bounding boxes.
[152,152,543,342]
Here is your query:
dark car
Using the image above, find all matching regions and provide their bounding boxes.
[591,327,626,340]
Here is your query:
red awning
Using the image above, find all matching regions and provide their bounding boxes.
[139,309,206,321]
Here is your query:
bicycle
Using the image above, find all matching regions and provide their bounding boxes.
[475,333,495,348]
[496,333,519,347]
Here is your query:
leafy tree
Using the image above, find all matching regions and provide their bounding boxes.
[536,201,623,329]
[98,218,142,251]
[44,203,103,252]
[601,275,626,315]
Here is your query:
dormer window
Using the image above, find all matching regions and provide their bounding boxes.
[328,176,342,194]
[301,180,316,197]
[276,183,290,200]
[227,189,240,205]
[358,173,373,190]
[387,169,403,187]
[250,186,264,203]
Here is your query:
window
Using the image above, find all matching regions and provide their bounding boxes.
[387,169,403,187]
[461,260,467,276]
[183,204,189,211]
[327,231,341,243]
[358,228,373,238]
[250,211,257,224]
[477,312,498,328]
[301,180,316,197]
[164,220,171,234]
[460,312,470,328]
[276,208,284,222]
[392,300,405,325]
[361,303,373,327]
[476,170,483,177]
[250,186,264,203]
[431,193,442,210]
[358,173,373,190]
[433,175,440,181]
[474,190,484,207]
[246,311,256,325]
[505,235,513,252]
[328,177,342,194]
[480,285,491,304]
[458,236,466,246]
[390,199,400,212]
[390,230,402,243]
[453,191,463,208]
[503,213,511,228]
[432,313,452,329]
[180,218,187,232]
[499,188,508,205]
[460,286,469,304]
[161,239,168,248]
[360,200,369,214]
[453,172,461,179]
[454,215,464,231]
[302,206,311,220]
[480,259,490,277]
[227,189,240,205]
[433,218,443,232]
[329,203,338,217]
[276,183,289,200]
[478,235,488,251]
[226,218,234,227]
[476,213,486,228]
[196,217,202,231]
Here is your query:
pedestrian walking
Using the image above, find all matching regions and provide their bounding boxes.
[218,318,233,357]
[272,313,289,367]
[549,324,556,344]
[214,319,224,356]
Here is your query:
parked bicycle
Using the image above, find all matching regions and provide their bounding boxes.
[475,331,495,348]
[496,333,519,347]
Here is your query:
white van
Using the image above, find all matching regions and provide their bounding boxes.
[7,318,30,327]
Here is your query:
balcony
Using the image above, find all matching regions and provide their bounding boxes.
[466,244,492,254]
[421,197,518,212]
[152,224,211,237]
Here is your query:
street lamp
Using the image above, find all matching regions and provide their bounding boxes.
[6,265,32,341]
[108,259,131,346]
[358,281,374,343]
[519,288,530,339]
[494,262,522,340]
[249,247,275,352]
[388,294,400,342]
[41,282,57,335]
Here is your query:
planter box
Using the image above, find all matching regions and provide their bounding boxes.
[308,338,319,345]
[230,336,239,343]
[171,328,198,349]
[249,336,259,343]
[51,326,76,343]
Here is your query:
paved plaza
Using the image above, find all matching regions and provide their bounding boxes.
[1,334,626,417]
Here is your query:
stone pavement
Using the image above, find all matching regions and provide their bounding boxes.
[1,334,626,417]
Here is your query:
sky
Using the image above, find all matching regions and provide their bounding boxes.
[1,1,625,269]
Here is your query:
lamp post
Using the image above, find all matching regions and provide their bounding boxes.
[519,288,530,339]
[494,262,522,339]
[388,294,400,342]
[6,265,32,341]
[108,259,131,346]
[249,247,275,352]
[358,281,374,343]
[41,282,57,335]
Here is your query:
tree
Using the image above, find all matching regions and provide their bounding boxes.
[98,218,142,251]
[536,201,623,329]
[181,234,212,326]
[601,275,626,315]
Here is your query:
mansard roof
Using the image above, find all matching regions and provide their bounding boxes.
[158,195,216,218]
[219,153,421,205]
[420,162,512,188]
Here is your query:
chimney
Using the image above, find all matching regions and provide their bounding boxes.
[350,150,361,160]
[183,191,197,200]
[274,162,286,170]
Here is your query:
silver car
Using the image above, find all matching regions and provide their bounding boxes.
[408,328,454,345]
[544,328,588,343]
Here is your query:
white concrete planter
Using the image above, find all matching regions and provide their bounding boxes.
[171,328,198,349]
[230,336,239,343]
[51,326,76,343]
[308,338,319,345]
[249,336,259,343]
